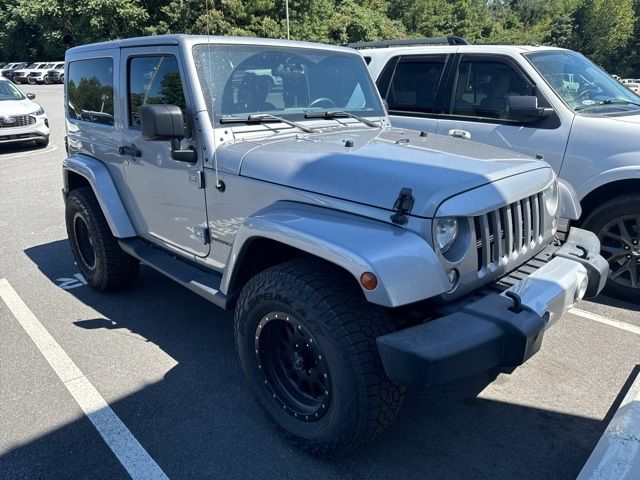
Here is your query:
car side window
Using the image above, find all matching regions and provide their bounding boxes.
[67,58,114,126]
[128,55,186,128]
[386,57,446,114]
[452,59,534,119]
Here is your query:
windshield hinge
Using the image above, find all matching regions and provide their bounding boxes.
[193,226,210,245]
[188,169,205,189]
[390,187,414,225]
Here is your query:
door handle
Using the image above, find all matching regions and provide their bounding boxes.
[118,144,141,157]
[448,129,471,140]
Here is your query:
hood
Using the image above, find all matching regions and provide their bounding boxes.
[603,112,640,125]
[0,99,39,116]
[232,128,550,217]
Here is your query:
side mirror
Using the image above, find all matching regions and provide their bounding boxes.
[506,96,553,123]
[26,93,36,100]
[140,104,196,164]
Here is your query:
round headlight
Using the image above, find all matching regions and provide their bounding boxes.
[435,217,459,253]
[543,181,559,215]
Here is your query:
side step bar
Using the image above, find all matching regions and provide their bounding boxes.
[119,238,233,310]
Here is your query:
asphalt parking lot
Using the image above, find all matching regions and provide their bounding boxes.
[1,84,639,480]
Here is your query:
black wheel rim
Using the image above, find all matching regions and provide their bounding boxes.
[598,214,640,289]
[74,214,96,270]
[255,312,331,422]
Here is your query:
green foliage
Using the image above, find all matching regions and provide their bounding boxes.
[1,0,639,75]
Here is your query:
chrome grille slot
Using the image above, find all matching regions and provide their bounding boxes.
[473,192,546,273]
[0,115,36,128]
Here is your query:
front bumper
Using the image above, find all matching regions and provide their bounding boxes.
[0,117,49,144]
[377,227,608,386]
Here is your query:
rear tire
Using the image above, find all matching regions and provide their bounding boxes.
[65,187,139,291]
[582,194,640,302]
[235,259,405,456]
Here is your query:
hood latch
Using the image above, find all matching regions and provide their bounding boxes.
[390,187,414,225]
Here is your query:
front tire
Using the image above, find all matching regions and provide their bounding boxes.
[65,187,139,291]
[582,194,640,302]
[235,259,405,456]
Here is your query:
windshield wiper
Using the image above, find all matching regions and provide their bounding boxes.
[574,99,640,111]
[219,113,316,133]
[304,110,381,128]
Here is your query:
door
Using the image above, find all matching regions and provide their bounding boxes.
[435,54,571,173]
[119,47,210,257]
[376,54,450,134]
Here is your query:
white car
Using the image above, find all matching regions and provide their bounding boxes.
[0,78,50,146]
[28,62,64,84]
[12,62,47,84]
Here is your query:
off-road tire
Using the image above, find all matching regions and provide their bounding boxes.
[235,258,405,456]
[65,187,139,291]
[582,194,640,302]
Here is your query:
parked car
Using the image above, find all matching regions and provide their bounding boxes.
[1,62,29,82]
[62,35,607,454]
[12,62,47,84]
[356,37,640,301]
[27,62,63,84]
[626,82,640,94]
[45,63,65,84]
[0,77,49,146]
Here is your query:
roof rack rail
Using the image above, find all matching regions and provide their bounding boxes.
[348,36,471,49]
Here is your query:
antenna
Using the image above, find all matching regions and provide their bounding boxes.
[285,0,290,40]
[205,0,223,191]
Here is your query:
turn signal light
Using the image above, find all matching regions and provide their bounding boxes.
[360,272,378,290]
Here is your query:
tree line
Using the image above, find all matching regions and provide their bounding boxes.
[1,0,638,76]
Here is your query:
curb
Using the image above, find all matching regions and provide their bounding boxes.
[577,367,640,480]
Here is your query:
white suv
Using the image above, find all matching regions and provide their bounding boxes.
[357,37,640,302]
[0,78,49,146]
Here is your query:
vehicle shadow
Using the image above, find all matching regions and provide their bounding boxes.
[0,141,47,155]
[3,239,607,479]
[588,293,639,311]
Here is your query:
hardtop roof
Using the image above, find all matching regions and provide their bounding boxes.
[66,34,355,56]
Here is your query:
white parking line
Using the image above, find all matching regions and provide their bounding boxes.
[569,308,640,336]
[0,278,169,480]
[577,368,640,480]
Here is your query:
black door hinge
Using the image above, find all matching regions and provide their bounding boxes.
[390,187,414,225]
[188,169,205,189]
[193,226,210,245]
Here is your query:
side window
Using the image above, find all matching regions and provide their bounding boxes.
[128,56,186,128]
[66,58,114,126]
[452,59,534,119]
[386,58,446,114]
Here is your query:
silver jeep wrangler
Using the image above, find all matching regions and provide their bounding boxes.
[62,35,608,455]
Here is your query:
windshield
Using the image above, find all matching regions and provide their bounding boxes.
[192,44,384,125]
[526,50,640,112]
[0,81,25,101]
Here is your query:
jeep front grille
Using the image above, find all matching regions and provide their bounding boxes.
[0,115,36,128]
[474,192,545,272]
